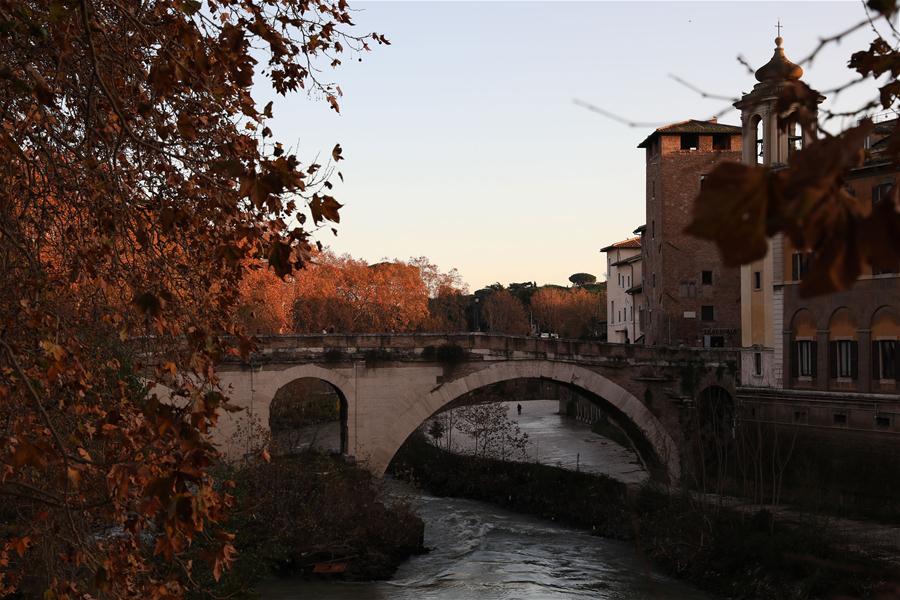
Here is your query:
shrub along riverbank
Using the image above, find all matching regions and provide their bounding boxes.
[391,433,895,600]
[193,451,425,598]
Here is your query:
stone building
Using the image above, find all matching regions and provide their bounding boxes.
[601,236,642,343]
[735,34,818,388]
[635,119,743,347]
[737,35,900,395]
[781,119,900,395]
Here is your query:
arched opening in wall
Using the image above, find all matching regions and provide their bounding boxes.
[388,376,663,485]
[269,377,348,455]
[789,309,818,387]
[752,114,764,164]
[871,306,900,388]
[786,119,803,159]
[689,386,735,494]
[827,308,859,386]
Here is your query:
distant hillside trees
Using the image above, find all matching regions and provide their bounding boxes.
[531,287,604,339]
[482,290,531,335]
[236,252,463,334]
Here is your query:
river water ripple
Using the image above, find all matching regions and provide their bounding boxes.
[258,482,711,600]
[258,401,711,599]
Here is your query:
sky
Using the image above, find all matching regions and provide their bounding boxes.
[256,1,883,290]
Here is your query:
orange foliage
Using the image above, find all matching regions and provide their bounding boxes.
[0,0,387,595]
[235,253,465,334]
[531,287,604,339]
[482,290,531,335]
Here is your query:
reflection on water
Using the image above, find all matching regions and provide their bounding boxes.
[257,481,711,600]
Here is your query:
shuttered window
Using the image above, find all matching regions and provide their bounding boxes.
[791,341,816,378]
[829,340,858,379]
[873,340,897,380]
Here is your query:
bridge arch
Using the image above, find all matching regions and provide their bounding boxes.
[266,365,353,454]
[378,360,681,482]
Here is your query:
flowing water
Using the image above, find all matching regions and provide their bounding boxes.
[258,402,711,599]
[257,481,711,600]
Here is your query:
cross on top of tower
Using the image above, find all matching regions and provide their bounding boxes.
[776,19,782,38]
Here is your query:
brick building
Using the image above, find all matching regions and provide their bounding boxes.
[636,119,743,347]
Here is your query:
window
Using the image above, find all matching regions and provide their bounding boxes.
[787,122,803,157]
[701,305,714,321]
[829,340,858,379]
[754,352,762,376]
[651,181,655,200]
[791,252,810,281]
[753,271,762,290]
[701,270,713,285]
[611,301,614,321]
[833,413,848,425]
[652,273,656,288]
[680,133,699,150]
[873,340,897,380]
[712,133,731,150]
[651,220,656,239]
[754,116,764,164]
[872,181,893,206]
[876,415,892,428]
[792,340,816,378]
[699,174,706,190]
[793,410,808,423]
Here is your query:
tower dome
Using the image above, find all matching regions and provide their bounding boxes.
[755,37,803,82]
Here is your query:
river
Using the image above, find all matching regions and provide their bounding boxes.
[258,401,711,599]
[258,481,710,600]
[442,400,649,485]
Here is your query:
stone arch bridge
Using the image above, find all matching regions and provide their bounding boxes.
[201,334,738,482]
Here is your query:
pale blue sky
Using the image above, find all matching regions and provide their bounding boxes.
[257,1,881,290]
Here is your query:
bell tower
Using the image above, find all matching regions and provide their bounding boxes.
[734,32,820,388]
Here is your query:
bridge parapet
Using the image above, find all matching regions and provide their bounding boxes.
[239,333,739,371]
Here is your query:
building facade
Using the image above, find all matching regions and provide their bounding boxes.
[602,237,642,343]
[636,119,743,348]
[737,36,900,394]
[781,120,900,395]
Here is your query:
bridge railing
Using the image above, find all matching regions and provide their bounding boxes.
[249,332,740,362]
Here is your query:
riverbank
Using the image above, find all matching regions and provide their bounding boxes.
[196,451,425,598]
[392,433,895,599]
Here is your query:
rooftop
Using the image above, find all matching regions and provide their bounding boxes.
[612,254,642,267]
[755,36,803,83]
[637,119,742,148]
[600,236,641,252]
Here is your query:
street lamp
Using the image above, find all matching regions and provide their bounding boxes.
[473,297,480,332]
